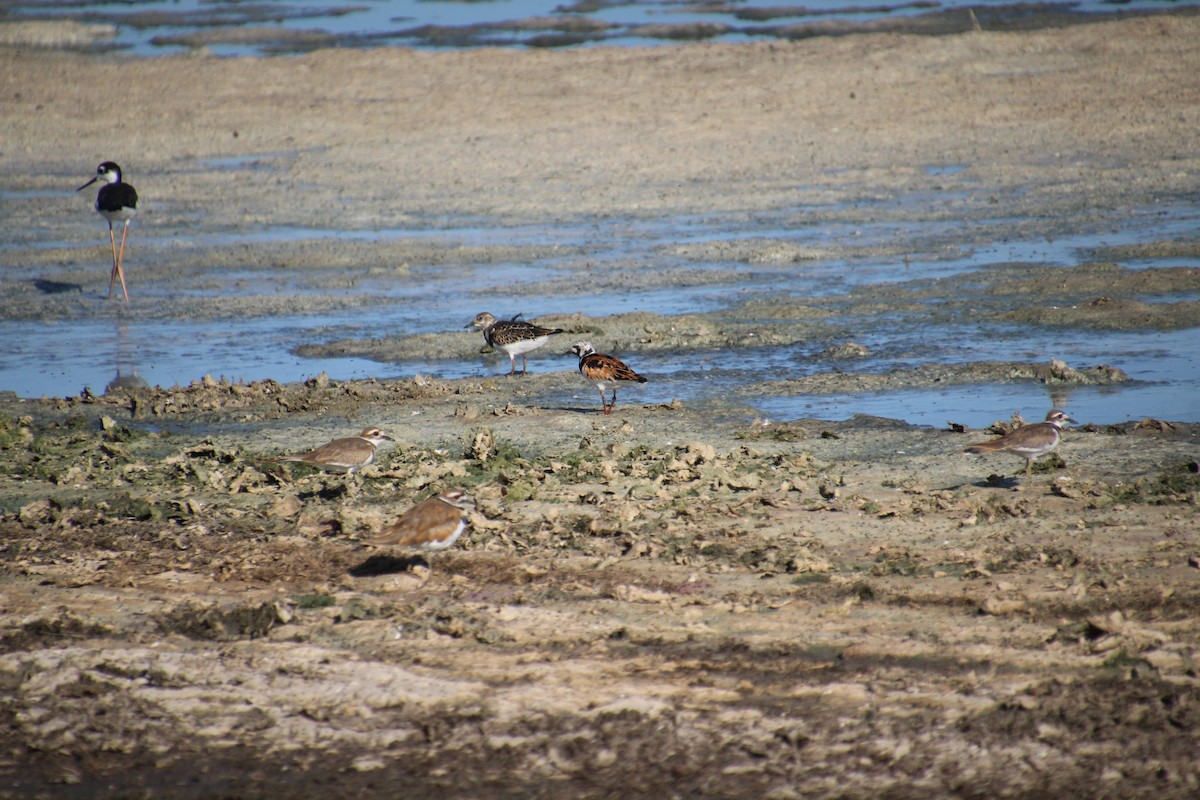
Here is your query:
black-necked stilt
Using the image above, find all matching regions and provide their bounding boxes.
[77,161,138,301]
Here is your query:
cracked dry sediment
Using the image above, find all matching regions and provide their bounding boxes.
[2,15,1200,799]
[1,372,1199,798]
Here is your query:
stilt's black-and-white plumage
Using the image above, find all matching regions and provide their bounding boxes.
[77,161,138,301]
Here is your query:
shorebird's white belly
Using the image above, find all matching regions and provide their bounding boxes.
[499,336,550,356]
[415,519,466,552]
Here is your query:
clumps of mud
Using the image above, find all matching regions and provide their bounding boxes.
[989,262,1200,330]
[0,20,116,49]
[157,599,295,640]
[819,341,871,359]
[3,385,1200,797]
[53,372,473,421]
[747,358,1129,397]
[5,393,1196,605]
[150,27,338,52]
[667,238,830,264]
[1005,296,1200,331]
[0,398,928,604]
[299,308,838,366]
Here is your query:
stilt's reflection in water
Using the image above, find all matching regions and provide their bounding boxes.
[104,322,149,395]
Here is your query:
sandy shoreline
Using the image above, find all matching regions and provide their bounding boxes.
[3,16,1199,227]
[2,17,1200,798]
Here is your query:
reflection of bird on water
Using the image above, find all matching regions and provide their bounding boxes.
[104,322,149,395]
[105,369,149,394]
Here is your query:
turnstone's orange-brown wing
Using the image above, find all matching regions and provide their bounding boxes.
[580,352,647,384]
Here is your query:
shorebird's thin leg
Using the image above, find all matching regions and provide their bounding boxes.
[106,223,121,298]
[113,220,131,301]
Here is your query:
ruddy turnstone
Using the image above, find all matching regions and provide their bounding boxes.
[77,161,138,301]
[361,488,472,564]
[963,409,1077,481]
[279,427,394,474]
[466,311,564,376]
[570,340,647,415]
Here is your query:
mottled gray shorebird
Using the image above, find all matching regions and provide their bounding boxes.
[467,311,564,376]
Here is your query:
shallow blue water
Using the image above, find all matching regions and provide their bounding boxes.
[6,0,1191,55]
[2,199,1197,428]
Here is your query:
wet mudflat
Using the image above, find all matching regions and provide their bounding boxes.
[2,15,1200,799]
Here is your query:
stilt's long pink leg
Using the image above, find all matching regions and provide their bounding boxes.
[113,220,131,301]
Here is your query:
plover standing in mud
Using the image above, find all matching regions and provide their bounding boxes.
[77,161,138,301]
[570,340,647,415]
[466,312,564,376]
[278,427,395,474]
[963,409,1077,482]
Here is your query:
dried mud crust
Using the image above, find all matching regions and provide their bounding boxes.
[1,378,1199,798]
